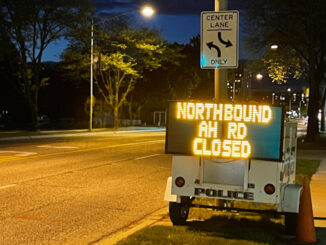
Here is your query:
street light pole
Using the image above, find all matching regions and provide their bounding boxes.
[287,88,292,116]
[89,18,94,131]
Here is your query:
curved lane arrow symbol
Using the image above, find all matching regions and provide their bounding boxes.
[218,32,232,47]
[207,41,221,57]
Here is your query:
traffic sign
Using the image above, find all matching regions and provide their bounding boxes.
[200,11,239,69]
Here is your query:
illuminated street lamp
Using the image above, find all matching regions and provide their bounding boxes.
[256,73,263,80]
[270,44,278,50]
[89,6,155,131]
[141,6,155,18]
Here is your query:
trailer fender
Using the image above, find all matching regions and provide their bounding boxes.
[279,184,302,213]
[164,177,179,203]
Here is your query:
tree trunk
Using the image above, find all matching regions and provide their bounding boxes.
[128,100,132,121]
[306,68,320,142]
[321,87,326,132]
[113,106,119,129]
[26,92,39,131]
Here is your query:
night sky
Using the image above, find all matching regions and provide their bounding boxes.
[43,0,246,61]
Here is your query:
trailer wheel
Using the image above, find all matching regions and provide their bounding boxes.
[169,198,190,225]
[284,213,298,235]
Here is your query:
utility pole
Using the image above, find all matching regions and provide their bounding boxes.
[214,0,228,100]
[89,18,94,131]
[214,0,228,208]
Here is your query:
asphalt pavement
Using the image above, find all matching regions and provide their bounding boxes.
[0,131,170,244]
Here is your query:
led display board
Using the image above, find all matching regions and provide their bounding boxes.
[165,101,284,161]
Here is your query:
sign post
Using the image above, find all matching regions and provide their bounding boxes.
[214,0,228,100]
[201,11,239,69]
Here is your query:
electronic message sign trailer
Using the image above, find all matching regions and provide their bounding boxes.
[164,101,301,234]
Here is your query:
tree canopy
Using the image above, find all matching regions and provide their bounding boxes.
[244,0,326,140]
[0,0,93,129]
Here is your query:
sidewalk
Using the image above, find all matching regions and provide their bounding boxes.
[310,159,326,228]
[297,148,326,242]
[297,149,326,227]
[0,127,166,141]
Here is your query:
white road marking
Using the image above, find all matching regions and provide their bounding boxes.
[0,151,37,157]
[134,154,162,160]
[37,145,79,149]
[0,184,17,190]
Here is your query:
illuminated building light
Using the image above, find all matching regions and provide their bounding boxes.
[213,104,223,120]
[222,140,232,157]
[204,103,214,120]
[211,139,221,156]
[241,141,251,158]
[227,122,237,139]
[237,123,247,140]
[234,105,243,121]
[195,103,205,120]
[187,103,195,119]
[208,121,218,138]
[177,102,187,119]
[231,140,241,157]
[224,104,233,121]
[193,138,203,155]
[262,106,272,123]
[198,121,208,137]
[252,105,262,123]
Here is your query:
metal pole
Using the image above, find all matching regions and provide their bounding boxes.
[214,0,228,100]
[153,111,156,125]
[214,0,228,208]
[158,112,161,126]
[89,18,94,131]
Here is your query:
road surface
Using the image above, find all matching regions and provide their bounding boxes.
[0,131,170,244]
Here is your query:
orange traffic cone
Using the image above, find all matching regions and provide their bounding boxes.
[296,178,317,243]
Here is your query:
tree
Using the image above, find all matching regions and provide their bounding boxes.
[133,35,215,124]
[244,0,326,141]
[62,18,170,128]
[97,26,171,128]
[0,0,92,130]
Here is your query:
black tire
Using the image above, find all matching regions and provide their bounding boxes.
[169,199,190,225]
[284,212,298,235]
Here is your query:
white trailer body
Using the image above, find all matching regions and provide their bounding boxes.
[164,101,301,232]
[165,122,300,212]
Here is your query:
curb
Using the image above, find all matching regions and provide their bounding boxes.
[94,207,169,245]
[0,128,166,141]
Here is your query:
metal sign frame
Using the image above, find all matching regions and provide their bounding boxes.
[200,10,239,69]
